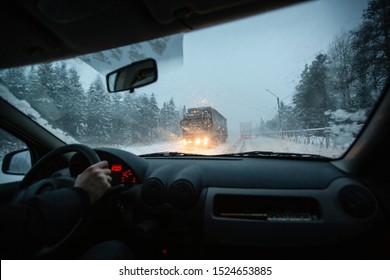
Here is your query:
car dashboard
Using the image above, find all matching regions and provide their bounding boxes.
[69,147,385,259]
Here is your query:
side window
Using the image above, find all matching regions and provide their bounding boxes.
[0,129,31,183]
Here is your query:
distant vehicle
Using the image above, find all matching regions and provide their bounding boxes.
[240,122,253,139]
[180,107,228,146]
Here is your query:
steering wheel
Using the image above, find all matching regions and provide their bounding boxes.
[13,144,100,202]
[12,144,101,257]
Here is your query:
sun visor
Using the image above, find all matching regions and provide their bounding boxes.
[79,34,183,76]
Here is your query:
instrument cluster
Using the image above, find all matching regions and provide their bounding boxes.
[109,162,137,187]
[70,150,138,188]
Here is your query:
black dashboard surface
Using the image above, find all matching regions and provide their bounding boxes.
[80,148,385,259]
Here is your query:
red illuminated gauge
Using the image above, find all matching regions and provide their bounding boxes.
[121,169,137,185]
[111,164,122,172]
[110,163,137,187]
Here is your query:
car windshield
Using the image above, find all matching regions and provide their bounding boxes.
[0,0,388,159]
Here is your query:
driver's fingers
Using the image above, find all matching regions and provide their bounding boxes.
[91,161,112,175]
[94,160,109,169]
[102,168,112,175]
[107,175,112,182]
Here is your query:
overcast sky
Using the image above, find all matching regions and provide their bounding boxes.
[141,0,369,136]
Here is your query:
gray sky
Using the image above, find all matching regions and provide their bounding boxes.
[74,0,368,137]
[144,0,368,136]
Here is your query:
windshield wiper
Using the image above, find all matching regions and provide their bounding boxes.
[217,151,329,160]
[140,152,202,157]
[140,151,329,160]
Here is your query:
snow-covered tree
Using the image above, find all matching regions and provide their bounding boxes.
[293,54,332,129]
[67,67,88,137]
[85,76,112,143]
[349,0,390,110]
[328,32,355,110]
[149,93,161,139]
[0,67,29,100]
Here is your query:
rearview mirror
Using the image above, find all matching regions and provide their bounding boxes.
[106,58,158,93]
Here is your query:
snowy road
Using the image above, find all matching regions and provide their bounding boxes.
[119,135,343,158]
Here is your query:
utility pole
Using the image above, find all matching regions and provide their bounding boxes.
[265,89,282,131]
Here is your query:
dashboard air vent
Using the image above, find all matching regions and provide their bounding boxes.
[214,195,321,222]
[338,186,376,219]
[169,180,198,209]
[141,178,165,206]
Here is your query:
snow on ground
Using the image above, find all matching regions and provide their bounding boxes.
[112,135,344,158]
[238,136,344,158]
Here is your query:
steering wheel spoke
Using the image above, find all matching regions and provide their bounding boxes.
[17,177,76,201]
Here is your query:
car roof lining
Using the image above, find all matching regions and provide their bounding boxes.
[0,0,307,69]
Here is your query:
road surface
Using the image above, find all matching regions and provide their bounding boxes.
[124,135,343,158]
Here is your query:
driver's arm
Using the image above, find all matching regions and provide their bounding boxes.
[0,161,111,259]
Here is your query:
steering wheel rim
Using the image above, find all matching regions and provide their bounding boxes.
[14,144,100,202]
[12,144,101,258]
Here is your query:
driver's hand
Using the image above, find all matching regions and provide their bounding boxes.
[75,161,112,204]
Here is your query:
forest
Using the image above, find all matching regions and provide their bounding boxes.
[0,64,182,146]
[265,0,390,134]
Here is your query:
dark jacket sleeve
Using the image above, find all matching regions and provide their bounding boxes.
[0,188,90,259]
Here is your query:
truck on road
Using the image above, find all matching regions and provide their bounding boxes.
[180,107,228,147]
[240,122,253,139]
